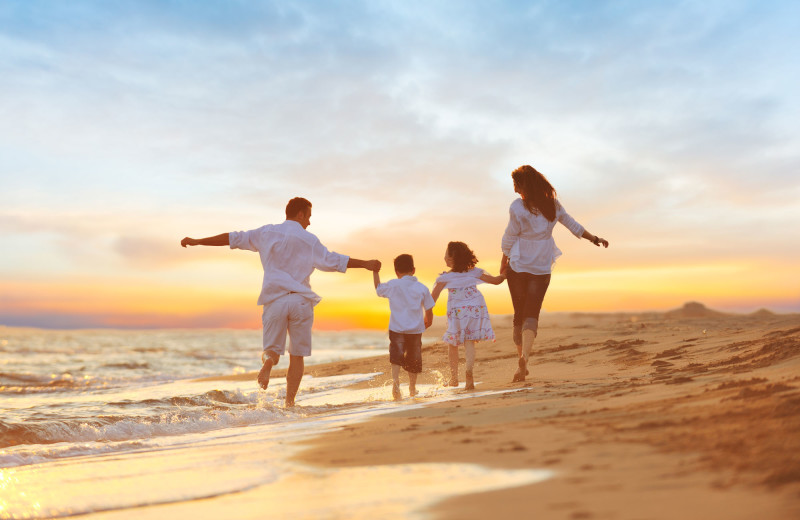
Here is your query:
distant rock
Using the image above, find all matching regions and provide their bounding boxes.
[749,308,775,318]
[665,302,727,318]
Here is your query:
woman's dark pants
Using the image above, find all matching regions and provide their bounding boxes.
[506,268,551,345]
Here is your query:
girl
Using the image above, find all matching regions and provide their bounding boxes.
[431,241,505,390]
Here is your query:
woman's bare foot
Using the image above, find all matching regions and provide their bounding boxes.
[409,386,418,397]
[465,370,474,390]
[511,364,530,382]
[447,375,459,387]
[512,357,527,383]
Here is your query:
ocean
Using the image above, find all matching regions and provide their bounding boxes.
[0,327,551,519]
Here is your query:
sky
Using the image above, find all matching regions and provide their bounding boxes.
[1,0,798,330]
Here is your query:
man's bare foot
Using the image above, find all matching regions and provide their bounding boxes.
[447,376,459,387]
[392,384,402,400]
[257,353,277,389]
[465,370,474,390]
[409,386,418,397]
[284,399,295,408]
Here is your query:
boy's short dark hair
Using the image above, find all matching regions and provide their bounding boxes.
[285,197,312,219]
[394,254,414,273]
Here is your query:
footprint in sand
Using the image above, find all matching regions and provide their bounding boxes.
[496,441,527,453]
[665,376,694,385]
[651,360,674,367]
[445,425,471,433]
[655,348,685,359]
[723,383,795,401]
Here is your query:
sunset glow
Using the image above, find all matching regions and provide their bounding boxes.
[2,1,798,330]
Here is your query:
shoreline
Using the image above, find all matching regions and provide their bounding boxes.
[282,310,800,518]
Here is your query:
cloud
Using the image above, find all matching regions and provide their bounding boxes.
[1,0,799,324]
[0,210,254,274]
[112,235,190,267]
[3,1,797,203]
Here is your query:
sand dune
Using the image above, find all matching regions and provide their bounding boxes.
[287,304,800,519]
[664,301,729,318]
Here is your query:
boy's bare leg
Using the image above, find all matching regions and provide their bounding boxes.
[258,351,279,389]
[285,354,304,407]
[408,372,418,396]
[391,364,402,400]
[448,345,459,386]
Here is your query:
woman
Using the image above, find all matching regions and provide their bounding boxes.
[500,165,609,382]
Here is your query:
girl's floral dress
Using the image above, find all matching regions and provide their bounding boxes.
[435,268,495,346]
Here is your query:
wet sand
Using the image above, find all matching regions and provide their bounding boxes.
[283,304,800,519]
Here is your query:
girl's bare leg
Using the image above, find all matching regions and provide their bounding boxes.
[465,340,475,390]
[448,344,459,386]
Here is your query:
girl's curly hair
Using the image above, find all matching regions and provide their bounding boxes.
[447,241,478,273]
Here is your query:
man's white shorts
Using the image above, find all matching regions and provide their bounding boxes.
[261,293,314,358]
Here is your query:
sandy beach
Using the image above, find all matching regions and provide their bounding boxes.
[7,304,798,520]
[275,303,800,519]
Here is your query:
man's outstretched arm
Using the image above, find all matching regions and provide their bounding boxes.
[347,258,381,272]
[181,233,230,248]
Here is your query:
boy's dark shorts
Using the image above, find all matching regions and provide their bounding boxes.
[389,331,422,374]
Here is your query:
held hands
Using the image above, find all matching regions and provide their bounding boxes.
[365,260,381,272]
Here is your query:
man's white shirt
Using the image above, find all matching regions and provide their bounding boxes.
[229,220,349,306]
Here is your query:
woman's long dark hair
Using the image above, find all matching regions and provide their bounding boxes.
[447,241,478,273]
[512,165,557,222]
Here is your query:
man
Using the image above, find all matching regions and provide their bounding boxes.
[181,197,380,406]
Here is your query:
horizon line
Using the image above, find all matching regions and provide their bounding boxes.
[2,302,797,332]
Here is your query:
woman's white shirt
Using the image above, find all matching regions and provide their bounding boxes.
[501,198,584,275]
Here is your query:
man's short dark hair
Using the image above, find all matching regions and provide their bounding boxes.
[394,254,414,273]
[285,197,312,219]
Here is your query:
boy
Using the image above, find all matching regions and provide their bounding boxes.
[374,254,435,400]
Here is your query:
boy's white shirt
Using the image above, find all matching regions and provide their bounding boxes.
[376,275,435,334]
